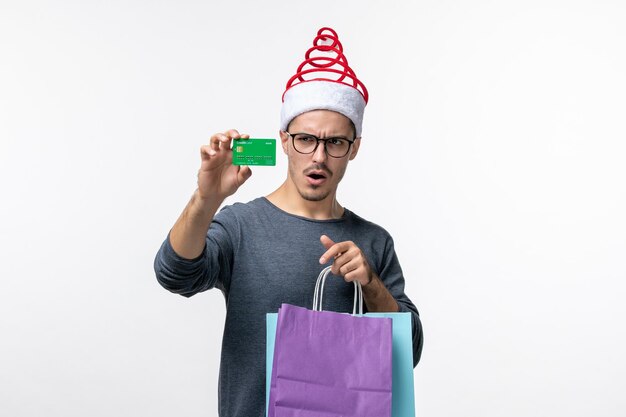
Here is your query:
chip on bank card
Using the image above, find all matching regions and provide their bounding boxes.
[232,138,276,166]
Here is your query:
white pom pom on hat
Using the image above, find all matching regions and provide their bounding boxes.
[280,27,368,137]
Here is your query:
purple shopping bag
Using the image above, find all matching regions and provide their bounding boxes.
[268,267,393,417]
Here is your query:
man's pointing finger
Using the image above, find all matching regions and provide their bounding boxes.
[319,241,350,264]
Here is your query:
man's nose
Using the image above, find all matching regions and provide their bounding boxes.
[312,140,327,163]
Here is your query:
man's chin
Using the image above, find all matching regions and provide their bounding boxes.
[297,187,331,202]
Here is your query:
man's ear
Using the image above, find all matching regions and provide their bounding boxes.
[279,130,289,155]
[348,137,361,161]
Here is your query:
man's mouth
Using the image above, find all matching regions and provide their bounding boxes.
[305,169,329,186]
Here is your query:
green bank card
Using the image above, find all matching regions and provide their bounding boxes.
[232,138,276,166]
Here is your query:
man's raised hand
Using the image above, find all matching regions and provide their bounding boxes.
[198,129,252,202]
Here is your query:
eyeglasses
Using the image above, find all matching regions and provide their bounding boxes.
[285,132,355,158]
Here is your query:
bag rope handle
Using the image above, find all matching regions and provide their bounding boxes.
[312,266,363,315]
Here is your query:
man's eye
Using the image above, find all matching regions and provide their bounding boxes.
[328,138,345,146]
[297,136,315,143]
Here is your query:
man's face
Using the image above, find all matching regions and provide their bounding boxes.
[280,110,361,202]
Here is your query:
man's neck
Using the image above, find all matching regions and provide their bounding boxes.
[266,180,344,220]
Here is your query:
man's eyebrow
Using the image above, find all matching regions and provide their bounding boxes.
[297,131,349,139]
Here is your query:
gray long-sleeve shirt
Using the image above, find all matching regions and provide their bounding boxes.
[154,197,423,417]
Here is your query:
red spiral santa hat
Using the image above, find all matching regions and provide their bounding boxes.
[280,27,368,137]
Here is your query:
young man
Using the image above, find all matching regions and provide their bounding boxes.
[154,27,423,417]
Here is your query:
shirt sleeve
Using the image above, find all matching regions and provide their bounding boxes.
[377,235,424,367]
[153,205,238,298]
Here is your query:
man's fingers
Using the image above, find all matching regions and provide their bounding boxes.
[210,134,224,151]
[319,240,351,264]
[320,235,335,250]
[338,257,361,276]
[331,250,353,275]
[221,135,233,151]
[225,129,241,140]
[201,130,249,170]
[223,129,240,150]
[319,235,339,263]
[218,133,234,150]
[224,131,249,152]
[200,144,217,160]
[210,131,240,151]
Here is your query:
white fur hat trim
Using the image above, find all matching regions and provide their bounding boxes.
[280,80,366,137]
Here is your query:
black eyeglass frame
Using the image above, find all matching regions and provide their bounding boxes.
[284,131,356,158]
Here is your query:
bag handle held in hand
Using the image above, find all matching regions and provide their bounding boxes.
[312,266,363,315]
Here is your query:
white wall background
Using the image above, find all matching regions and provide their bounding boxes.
[1,0,625,416]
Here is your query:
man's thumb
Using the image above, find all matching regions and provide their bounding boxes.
[237,165,252,183]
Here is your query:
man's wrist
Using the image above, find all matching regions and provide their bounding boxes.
[361,273,400,312]
[192,189,223,216]
[362,273,381,293]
